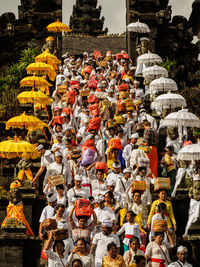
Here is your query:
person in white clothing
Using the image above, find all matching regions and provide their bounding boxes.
[39,193,57,240]
[90,219,120,267]
[94,195,116,224]
[168,246,193,267]
[67,175,89,205]
[123,133,139,167]
[107,161,123,184]
[44,152,72,187]
[33,144,54,184]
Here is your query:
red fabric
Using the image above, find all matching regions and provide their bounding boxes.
[41,248,48,262]
[88,76,98,89]
[70,80,79,85]
[52,116,64,126]
[109,138,123,151]
[75,199,93,217]
[81,139,96,153]
[123,53,129,59]
[95,162,108,174]
[62,107,72,115]
[116,53,124,60]
[117,101,127,112]
[71,84,80,90]
[147,145,158,177]
[89,103,99,111]
[117,84,129,92]
[88,94,99,104]
[183,140,193,146]
[139,245,145,253]
[150,258,165,267]
[66,91,76,104]
[125,234,134,239]
[93,51,102,59]
[90,109,100,116]
[84,66,92,74]
[88,117,101,131]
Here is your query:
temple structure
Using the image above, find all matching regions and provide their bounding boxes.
[126,0,200,83]
[69,0,108,36]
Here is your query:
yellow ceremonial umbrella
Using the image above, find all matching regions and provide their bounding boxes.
[47,20,71,32]
[26,62,56,81]
[6,112,48,130]
[17,90,53,105]
[0,137,39,159]
[0,137,39,177]
[20,76,52,88]
[35,49,61,70]
[47,20,71,53]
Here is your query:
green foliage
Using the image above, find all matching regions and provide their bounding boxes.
[19,47,40,66]
[160,57,176,72]
[0,46,41,117]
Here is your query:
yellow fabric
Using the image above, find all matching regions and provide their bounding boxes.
[26,62,56,81]
[47,21,71,32]
[17,169,33,181]
[20,76,52,88]
[122,75,134,83]
[147,199,176,228]
[163,154,175,173]
[35,49,61,70]
[106,145,120,169]
[102,255,126,267]
[0,138,39,159]
[1,202,34,236]
[119,208,127,227]
[135,213,146,235]
[17,90,53,105]
[6,112,48,130]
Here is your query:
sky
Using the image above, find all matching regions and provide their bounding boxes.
[0,0,194,34]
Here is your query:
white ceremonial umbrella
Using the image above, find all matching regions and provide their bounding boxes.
[127,21,150,33]
[149,77,178,93]
[137,51,162,65]
[161,109,200,128]
[151,92,187,110]
[177,143,200,161]
[142,65,168,79]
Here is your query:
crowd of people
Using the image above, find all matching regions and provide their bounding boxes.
[32,50,194,267]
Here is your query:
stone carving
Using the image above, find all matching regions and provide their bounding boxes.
[69,0,108,36]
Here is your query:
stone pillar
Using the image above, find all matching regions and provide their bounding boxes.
[0,245,23,267]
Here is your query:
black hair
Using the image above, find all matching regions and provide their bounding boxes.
[157,203,167,212]
[105,191,115,201]
[72,259,83,266]
[65,138,72,144]
[96,169,104,174]
[134,255,146,264]
[53,240,65,253]
[75,237,87,248]
[77,216,88,222]
[126,210,136,218]
[132,190,142,197]
[138,167,147,172]
[56,184,64,190]
[166,145,174,153]
[130,235,140,245]
[154,232,164,237]
[107,242,117,251]
[53,204,65,216]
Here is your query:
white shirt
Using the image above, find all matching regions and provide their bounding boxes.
[41,150,54,168]
[94,206,115,223]
[39,205,55,223]
[44,161,72,186]
[117,222,141,245]
[67,186,89,204]
[130,148,147,167]
[92,232,120,259]
[107,172,123,184]
[168,261,193,267]
[44,250,68,267]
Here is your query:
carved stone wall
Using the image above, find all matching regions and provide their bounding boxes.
[62,34,126,55]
